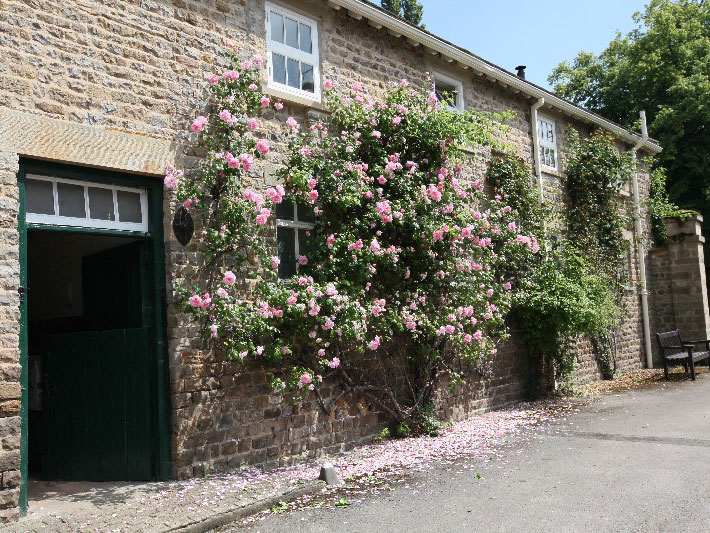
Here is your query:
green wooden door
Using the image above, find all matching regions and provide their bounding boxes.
[41,329,152,481]
[40,241,153,481]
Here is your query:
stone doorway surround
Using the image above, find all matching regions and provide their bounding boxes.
[0,107,179,521]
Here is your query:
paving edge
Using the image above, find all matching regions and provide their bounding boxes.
[166,481,327,533]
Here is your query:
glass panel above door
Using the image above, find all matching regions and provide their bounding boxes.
[26,179,55,215]
[117,190,142,223]
[25,174,148,232]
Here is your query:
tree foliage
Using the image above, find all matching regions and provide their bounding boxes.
[548,0,710,215]
[381,0,425,26]
[402,0,424,26]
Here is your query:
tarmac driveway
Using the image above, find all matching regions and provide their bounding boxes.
[242,373,710,532]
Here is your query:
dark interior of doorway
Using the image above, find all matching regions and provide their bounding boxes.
[27,230,153,481]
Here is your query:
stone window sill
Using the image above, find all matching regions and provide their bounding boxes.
[264,85,326,111]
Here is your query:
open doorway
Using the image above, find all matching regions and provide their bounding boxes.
[27,230,154,481]
[18,161,172,514]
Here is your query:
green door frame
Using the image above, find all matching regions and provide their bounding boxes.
[17,159,172,514]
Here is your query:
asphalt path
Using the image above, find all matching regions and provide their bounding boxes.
[234,374,710,532]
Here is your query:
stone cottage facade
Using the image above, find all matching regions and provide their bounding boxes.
[0,0,667,522]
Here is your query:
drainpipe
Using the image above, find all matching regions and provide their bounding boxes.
[530,97,546,221]
[631,110,653,368]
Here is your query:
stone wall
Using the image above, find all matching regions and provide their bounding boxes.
[0,148,21,523]
[0,0,659,520]
[648,214,710,362]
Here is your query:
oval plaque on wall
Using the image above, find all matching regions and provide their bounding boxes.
[172,206,194,246]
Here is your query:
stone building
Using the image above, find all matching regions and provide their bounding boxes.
[0,0,668,522]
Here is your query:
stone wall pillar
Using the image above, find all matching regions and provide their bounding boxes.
[664,214,710,341]
[0,148,21,523]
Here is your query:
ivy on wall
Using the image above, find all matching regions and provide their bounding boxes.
[489,130,634,387]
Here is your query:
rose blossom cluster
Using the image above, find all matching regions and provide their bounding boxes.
[174,57,538,403]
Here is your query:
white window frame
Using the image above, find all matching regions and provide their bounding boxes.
[265,2,321,102]
[433,72,464,112]
[537,115,558,171]
[25,174,149,232]
[276,202,315,279]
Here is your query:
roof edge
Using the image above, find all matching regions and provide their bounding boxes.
[328,0,662,154]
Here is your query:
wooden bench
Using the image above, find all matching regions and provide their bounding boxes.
[656,330,710,381]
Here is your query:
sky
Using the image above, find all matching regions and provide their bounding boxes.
[418,0,649,89]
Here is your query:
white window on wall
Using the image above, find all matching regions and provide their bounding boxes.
[265,2,321,101]
[433,72,464,112]
[25,175,148,232]
[276,200,314,279]
[537,116,557,170]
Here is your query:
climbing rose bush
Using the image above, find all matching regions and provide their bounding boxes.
[168,50,538,422]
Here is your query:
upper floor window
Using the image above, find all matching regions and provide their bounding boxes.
[537,116,557,170]
[25,175,148,232]
[433,73,464,112]
[276,200,314,280]
[266,2,321,101]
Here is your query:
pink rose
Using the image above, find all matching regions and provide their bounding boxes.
[328,357,340,368]
[324,79,333,90]
[208,74,220,84]
[372,130,381,138]
[255,207,270,225]
[239,153,253,171]
[255,139,270,154]
[274,101,284,110]
[266,185,284,204]
[188,295,202,307]
[219,109,232,124]
[308,190,319,203]
[286,116,300,132]
[222,70,239,81]
[298,255,308,266]
[368,336,381,351]
[247,118,258,129]
[190,115,208,133]
[261,96,271,108]
[223,271,236,285]
[271,256,280,270]
[164,174,178,189]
